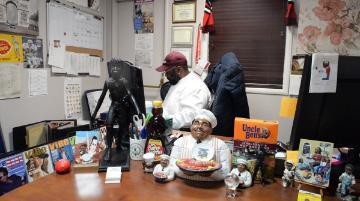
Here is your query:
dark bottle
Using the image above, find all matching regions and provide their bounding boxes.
[144,100,167,161]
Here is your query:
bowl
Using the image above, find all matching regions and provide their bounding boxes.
[153,172,168,183]
[176,158,222,175]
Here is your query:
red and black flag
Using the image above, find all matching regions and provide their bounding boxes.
[202,0,215,33]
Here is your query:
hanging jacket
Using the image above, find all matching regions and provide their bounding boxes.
[205,52,250,136]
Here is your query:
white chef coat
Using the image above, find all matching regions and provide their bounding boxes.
[153,164,175,181]
[163,72,211,129]
[170,135,231,181]
[230,168,252,187]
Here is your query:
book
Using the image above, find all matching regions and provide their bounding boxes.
[295,139,334,188]
[0,154,28,195]
[48,138,74,166]
[297,190,322,201]
[233,140,276,182]
[73,130,102,168]
[22,145,54,183]
[25,122,46,147]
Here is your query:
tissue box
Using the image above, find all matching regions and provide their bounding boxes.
[234,118,278,144]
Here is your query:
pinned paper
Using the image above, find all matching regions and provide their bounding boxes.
[280,97,297,118]
[286,150,299,166]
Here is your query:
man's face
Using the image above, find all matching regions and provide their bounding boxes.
[190,118,213,142]
[0,172,7,183]
[165,66,181,85]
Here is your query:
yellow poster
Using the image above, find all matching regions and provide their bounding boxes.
[0,34,24,63]
[280,97,298,118]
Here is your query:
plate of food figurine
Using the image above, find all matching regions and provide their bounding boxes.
[176,158,222,174]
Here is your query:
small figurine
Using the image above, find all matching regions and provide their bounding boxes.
[143,152,155,173]
[230,158,252,188]
[251,144,267,185]
[282,160,295,187]
[153,154,174,182]
[337,164,356,197]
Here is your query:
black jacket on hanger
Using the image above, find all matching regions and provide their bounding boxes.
[205,52,250,136]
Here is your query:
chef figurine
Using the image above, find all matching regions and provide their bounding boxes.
[230,158,252,188]
[282,160,295,187]
[153,154,174,182]
[338,164,356,197]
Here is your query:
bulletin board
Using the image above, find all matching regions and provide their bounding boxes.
[46,1,104,55]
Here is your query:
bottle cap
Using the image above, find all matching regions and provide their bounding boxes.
[152,100,162,108]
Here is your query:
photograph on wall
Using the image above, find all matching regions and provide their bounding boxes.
[73,130,103,168]
[22,36,43,68]
[22,145,54,183]
[0,0,39,36]
[133,0,154,34]
[309,53,339,93]
[0,154,28,196]
[295,139,334,188]
[48,138,75,167]
[296,0,360,56]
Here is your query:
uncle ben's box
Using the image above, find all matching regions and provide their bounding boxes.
[234,118,278,144]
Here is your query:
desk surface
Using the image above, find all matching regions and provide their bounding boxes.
[1,160,341,201]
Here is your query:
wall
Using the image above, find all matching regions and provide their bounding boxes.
[112,0,296,144]
[0,0,111,151]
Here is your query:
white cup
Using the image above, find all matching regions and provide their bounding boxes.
[143,152,155,165]
[130,138,146,160]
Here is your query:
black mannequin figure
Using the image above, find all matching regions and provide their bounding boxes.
[90,59,142,162]
[251,144,267,186]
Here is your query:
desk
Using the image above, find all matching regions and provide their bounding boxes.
[1,160,341,201]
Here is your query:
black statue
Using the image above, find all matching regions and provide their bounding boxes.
[90,59,142,163]
[251,144,267,186]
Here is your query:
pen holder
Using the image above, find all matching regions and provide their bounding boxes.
[130,138,146,160]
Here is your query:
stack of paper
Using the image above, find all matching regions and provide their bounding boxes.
[105,167,122,184]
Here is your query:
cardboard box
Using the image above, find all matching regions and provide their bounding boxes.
[234,118,278,144]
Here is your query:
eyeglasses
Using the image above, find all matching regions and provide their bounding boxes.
[192,120,211,128]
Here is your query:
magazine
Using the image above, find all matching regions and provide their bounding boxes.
[0,154,28,195]
[73,130,102,167]
[295,139,334,188]
[23,145,54,183]
[48,138,74,166]
[233,140,276,183]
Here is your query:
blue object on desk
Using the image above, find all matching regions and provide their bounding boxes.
[100,112,108,121]
[140,127,148,139]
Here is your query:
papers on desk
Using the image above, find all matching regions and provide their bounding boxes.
[51,51,101,76]
[105,167,122,184]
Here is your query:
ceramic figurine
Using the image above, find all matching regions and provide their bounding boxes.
[143,152,155,173]
[230,158,252,188]
[153,154,174,182]
[282,160,295,187]
[337,164,356,197]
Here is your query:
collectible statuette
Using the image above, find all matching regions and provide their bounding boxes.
[90,59,143,171]
[153,154,174,182]
[143,152,155,173]
[337,164,356,197]
[282,160,295,187]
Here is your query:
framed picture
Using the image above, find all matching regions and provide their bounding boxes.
[172,2,196,23]
[171,47,192,67]
[171,26,193,46]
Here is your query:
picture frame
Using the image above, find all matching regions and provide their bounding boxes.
[171,47,192,67]
[172,2,196,23]
[171,26,193,46]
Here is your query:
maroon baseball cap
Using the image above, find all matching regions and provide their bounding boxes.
[156,51,187,72]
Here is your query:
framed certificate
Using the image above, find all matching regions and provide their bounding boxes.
[171,47,192,67]
[171,26,193,46]
[172,2,196,23]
